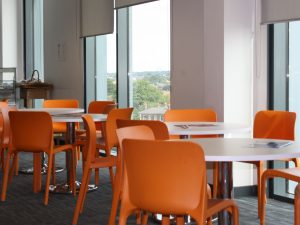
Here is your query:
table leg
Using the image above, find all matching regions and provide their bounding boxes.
[19,153,64,175]
[217,161,233,225]
[50,122,97,194]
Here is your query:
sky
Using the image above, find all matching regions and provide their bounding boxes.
[106,0,170,73]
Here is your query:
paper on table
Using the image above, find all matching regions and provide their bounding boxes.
[247,141,292,149]
[174,124,217,129]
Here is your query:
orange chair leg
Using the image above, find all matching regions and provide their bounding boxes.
[8,154,18,183]
[44,153,53,205]
[33,153,42,193]
[79,170,92,213]
[14,153,19,176]
[71,148,77,196]
[109,167,115,189]
[95,168,100,185]
[213,162,218,198]
[141,212,148,225]
[1,152,12,202]
[259,173,267,225]
[108,168,122,225]
[257,162,263,218]
[176,216,185,225]
[1,148,4,170]
[73,167,91,225]
[162,216,170,225]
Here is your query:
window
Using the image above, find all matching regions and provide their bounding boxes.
[269,21,300,201]
[128,0,170,119]
[84,0,170,118]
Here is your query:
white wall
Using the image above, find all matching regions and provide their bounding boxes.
[43,0,84,105]
[171,0,268,187]
[170,0,205,109]
[203,0,225,122]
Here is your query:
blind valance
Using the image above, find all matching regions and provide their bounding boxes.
[261,0,300,24]
[115,0,158,9]
[80,0,114,37]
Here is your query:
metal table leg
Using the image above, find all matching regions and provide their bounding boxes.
[19,153,64,175]
[218,161,233,225]
[49,122,97,194]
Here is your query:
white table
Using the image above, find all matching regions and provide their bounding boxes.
[19,107,84,115]
[180,138,300,225]
[166,122,250,137]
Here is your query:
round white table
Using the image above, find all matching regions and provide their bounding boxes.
[180,138,300,225]
[19,107,84,115]
[166,121,250,137]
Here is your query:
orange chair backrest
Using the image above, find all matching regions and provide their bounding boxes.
[164,108,217,138]
[103,108,133,154]
[122,139,207,220]
[0,102,16,146]
[164,108,217,122]
[116,119,169,140]
[88,101,115,113]
[253,110,296,141]
[81,115,97,162]
[88,101,116,130]
[9,111,53,153]
[43,99,79,108]
[43,99,79,133]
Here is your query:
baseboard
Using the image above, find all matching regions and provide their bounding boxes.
[233,185,257,198]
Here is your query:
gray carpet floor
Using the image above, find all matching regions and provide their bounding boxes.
[0,152,294,225]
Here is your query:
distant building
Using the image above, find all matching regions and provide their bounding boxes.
[139,107,167,121]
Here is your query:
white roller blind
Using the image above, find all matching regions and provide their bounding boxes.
[261,0,300,24]
[80,0,114,37]
[115,0,158,9]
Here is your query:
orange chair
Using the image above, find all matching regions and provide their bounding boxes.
[72,108,133,225]
[87,100,115,131]
[108,123,169,225]
[93,108,133,185]
[0,103,18,175]
[260,168,300,225]
[0,102,11,170]
[1,111,76,205]
[43,99,79,134]
[164,108,219,198]
[72,111,131,225]
[243,110,297,218]
[118,139,239,225]
[76,101,116,159]
[116,119,169,140]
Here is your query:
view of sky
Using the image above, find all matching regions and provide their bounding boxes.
[106,0,170,73]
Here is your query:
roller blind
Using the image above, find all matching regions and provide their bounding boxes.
[80,0,114,37]
[115,0,158,9]
[261,0,300,24]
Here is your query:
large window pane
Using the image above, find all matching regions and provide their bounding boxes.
[128,0,170,119]
[85,14,117,107]
[269,21,300,200]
